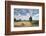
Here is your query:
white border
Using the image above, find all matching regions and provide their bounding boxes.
[11,5,42,31]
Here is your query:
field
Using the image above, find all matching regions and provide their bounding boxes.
[14,20,39,27]
[14,21,32,27]
[32,20,39,27]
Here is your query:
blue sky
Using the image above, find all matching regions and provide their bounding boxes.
[14,8,39,20]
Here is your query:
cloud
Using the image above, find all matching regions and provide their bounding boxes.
[14,9,39,20]
[32,9,39,20]
[14,13,31,20]
[32,14,39,20]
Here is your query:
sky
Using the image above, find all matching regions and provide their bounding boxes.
[14,8,39,20]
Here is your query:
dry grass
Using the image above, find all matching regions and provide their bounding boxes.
[14,21,32,27]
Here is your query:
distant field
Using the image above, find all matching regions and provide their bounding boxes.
[14,20,39,27]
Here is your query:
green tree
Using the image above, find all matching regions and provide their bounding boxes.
[29,16,32,21]
[14,18,16,21]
